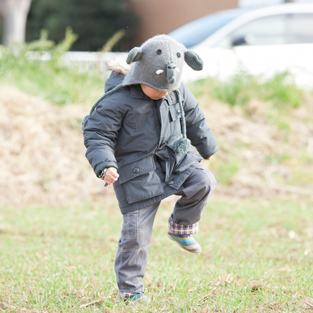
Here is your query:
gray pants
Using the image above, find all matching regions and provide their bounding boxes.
[114,166,217,296]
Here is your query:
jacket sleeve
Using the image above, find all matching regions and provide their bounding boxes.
[180,83,219,159]
[83,92,126,177]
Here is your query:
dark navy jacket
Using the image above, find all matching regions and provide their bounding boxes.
[83,72,218,214]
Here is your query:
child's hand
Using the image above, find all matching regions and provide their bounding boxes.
[104,167,119,185]
[206,156,212,160]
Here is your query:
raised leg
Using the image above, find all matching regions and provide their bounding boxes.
[170,166,217,232]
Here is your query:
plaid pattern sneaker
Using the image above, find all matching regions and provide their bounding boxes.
[124,293,150,304]
[168,233,201,254]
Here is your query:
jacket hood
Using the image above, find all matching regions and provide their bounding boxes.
[104,58,130,92]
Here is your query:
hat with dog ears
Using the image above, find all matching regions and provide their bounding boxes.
[122,34,203,92]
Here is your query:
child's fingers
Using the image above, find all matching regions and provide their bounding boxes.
[106,172,119,180]
[103,167,119,185]
[104,177,116,185]
[105,176,114,182]
[104,172,119,185]
[111,172,119,179]
[106,167,119,177]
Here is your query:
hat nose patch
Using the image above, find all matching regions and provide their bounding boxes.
[167,63,177,84]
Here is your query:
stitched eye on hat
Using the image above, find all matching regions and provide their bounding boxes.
[156,49,162,55]
[177,52,181,58]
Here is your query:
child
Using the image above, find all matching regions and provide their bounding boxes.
[83,35,218,303]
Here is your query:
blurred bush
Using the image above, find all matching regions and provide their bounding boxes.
[26,0,138,51]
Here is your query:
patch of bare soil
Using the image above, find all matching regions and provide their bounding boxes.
[1,87,312,206]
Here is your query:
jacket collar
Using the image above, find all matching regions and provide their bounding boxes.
[129,84,178,105]
[129,84,151,99]
[165,91,177,105]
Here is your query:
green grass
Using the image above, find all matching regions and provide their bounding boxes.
[1,199,313,312]
[1,59,104,106]
[0,29,105,106]
[1,28,313,313]
[188,71,304,108]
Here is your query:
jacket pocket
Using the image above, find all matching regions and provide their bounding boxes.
[118,156,164,204]
[168,103,182,137]
[169,103,181,122]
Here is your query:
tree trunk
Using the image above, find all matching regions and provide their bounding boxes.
[0,0,32,46]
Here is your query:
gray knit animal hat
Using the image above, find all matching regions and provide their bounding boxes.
[123,34,203,91]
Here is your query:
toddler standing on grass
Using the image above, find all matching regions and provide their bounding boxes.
[83,35,218,303]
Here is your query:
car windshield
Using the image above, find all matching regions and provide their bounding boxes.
[169,9,249,48]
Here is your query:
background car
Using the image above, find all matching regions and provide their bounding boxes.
[169,3,313,87]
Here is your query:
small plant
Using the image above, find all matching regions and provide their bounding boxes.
[260,71,302,108]
[0,27,77,69]
[100,29,125,53]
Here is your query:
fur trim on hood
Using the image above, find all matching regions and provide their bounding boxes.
[106,58,131,75]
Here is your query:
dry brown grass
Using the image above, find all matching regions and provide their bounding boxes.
[204,97,313,200]
[0,87,113,206]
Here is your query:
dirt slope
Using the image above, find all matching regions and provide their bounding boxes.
[204,98,313,200]
[0,87,107,206]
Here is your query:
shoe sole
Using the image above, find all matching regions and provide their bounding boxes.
[167,234,201,254]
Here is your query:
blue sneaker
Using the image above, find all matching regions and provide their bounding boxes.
[124,293,150,304]
[168,233,201,253]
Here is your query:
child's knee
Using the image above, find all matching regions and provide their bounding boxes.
[206,169,217,191]
[199,168,217,195]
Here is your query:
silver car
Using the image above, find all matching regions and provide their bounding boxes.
[169,3,313,87]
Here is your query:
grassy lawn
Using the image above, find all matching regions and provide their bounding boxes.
[1,198,313,312]
[1,35,313,312]
[1,67,313,312]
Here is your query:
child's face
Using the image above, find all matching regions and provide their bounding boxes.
[141,84,170,100]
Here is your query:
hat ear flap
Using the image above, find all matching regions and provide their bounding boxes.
[126,47,143,64]
[184,50,203,71]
